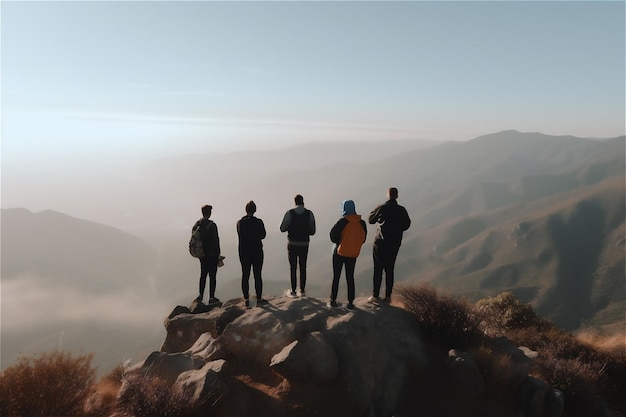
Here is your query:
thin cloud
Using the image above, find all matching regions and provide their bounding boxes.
[160,90,230,98]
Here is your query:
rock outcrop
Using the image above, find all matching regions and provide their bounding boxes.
[122,295,565,416]
[158,296,425,416]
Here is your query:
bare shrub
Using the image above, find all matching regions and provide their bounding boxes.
[84,364,126,417]
[395,283,483,348]
[0,351,96,417]
[488,303,626,417]
[472,345,527,394]
[116,374,199,417]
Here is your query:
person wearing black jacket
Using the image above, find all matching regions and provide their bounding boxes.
[368,187,411,302]
[237,201,267,307]
[197,204,221,304]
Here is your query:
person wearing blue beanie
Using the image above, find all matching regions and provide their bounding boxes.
[328,200,367,310]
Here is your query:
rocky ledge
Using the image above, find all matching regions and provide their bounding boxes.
[121,296,564,417]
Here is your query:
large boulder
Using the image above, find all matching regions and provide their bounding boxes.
[161,302,245,353]
[172,359,228,407]
[156,296,426,416]
[270,331,338,383]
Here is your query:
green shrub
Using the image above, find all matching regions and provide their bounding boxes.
[0,351,96,417]
[476,291,551,335]
[395,283,483,348]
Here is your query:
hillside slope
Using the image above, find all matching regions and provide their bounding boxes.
[1,208,158,290]
[142,131,624,332]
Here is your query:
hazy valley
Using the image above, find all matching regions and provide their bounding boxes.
[2,130,624,374]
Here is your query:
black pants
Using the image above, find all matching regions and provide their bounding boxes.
[241,253,263,299]
[288,244,309,292]
[330,253,356,303]
[199,256,218,299]
[372,240,401,298]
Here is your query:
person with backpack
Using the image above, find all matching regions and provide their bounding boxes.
[279,194,316,297]
[237,200,267,307]
[368,187,411,303]
[328,200,367,310]
[191,204,222,304]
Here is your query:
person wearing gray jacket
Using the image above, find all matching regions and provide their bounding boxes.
[280,194,316,297]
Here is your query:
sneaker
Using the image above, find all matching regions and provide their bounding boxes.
[194,295,203,303]
[287,290,297,298]
[368,295,380,303]
[298,290,306,297]
[245,299,250,308]
[346,302,355,310]
[381,297,391,303]
[327,300,340,308]
[256,298,268,305]
[208,297,221,304]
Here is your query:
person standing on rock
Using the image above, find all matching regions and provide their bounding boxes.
[237,200,268,307]
[368,187,411,303]
[280,194,316,297]
[195,204,222,304]
[328,200,367,310]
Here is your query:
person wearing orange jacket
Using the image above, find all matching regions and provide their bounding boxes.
[328,200,367,310]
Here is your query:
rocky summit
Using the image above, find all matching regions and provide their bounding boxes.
[122,295,564,417]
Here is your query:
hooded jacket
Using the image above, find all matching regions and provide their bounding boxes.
[330,200,367,258]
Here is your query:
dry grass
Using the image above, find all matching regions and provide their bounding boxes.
[84,364,126,417]
[116,374,201,417]
[480,295,626,417]
[397,285,626,417]
[0,351,96,417]
[575,329,626,360]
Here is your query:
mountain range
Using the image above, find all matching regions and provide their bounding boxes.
[2,130,624,373]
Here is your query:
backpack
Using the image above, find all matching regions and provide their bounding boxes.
[189,220,205,258]
[337,218,366,258]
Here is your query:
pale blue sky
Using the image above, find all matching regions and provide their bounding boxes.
[2,1,625,166]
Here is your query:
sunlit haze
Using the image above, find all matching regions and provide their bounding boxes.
[3,1,624,165]
[1,1,625,374]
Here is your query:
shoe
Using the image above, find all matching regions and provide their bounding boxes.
[368,295,380,303]
[346,302,355,310]
[327,300,340,308]
[288,290,297,298]
[257,298,268,305]
[194,295,203,303]
[381,297,391,303]
[298,290,306,297]
[245,299,250,308]
[208,297,221,304]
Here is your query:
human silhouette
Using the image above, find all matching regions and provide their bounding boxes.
[237,201,267,307]
[328,200,367,310]
[280,194,316,297]
[368,187,411,302]
[195,204,221,304]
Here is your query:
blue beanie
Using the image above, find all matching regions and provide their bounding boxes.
[342,200,356,216]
